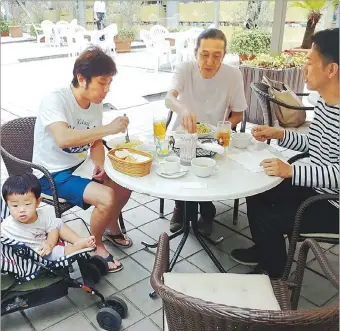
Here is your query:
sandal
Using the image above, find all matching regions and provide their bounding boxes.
[104,253,124,273]
[104,233,133,248]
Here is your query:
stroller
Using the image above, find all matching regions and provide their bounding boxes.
[1,234,128,331]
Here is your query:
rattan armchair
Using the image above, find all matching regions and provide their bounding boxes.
[0,117,125,232]
[151,233,339,331]
[282,152,339,280]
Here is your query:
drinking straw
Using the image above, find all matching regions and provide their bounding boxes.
[222,94,232,126]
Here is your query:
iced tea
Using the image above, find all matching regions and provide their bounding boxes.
[217,121,231,148]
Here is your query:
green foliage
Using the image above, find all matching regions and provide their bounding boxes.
[29,24,41,37]
[116,27,137,41]
[230,28,271,56]
[290,0,339,12]
[0,20,9,33]
[242,52,307,69]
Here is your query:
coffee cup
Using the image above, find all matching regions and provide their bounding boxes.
[159,156,180,174]
[191,157,218,177]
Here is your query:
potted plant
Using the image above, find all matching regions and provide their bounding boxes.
[290,0,339,49]
[230,28,271,62]
[8,19,23,38]
[115,27,137,53]
[0,20,9,37]
[238,52,307,125]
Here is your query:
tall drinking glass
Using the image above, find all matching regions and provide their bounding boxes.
[217,121,231,148]
[153,112,167,144]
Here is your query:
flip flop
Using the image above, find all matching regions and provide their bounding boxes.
[104,233,133,248]
[104,253,124,273]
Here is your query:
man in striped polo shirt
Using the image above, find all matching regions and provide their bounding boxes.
[230,28,339,278]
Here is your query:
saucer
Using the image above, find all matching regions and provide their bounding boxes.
[156,166,188,179]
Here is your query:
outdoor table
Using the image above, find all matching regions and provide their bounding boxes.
[104,143,283,276]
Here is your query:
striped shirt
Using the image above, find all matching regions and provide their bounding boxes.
[279,98,339,208]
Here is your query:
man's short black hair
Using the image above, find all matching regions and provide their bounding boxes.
[2,173,41,202]
[195,28,227,55]
[72,46,117,87]
[311,28,339,66]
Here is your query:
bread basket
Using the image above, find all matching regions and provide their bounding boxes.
[107,148,153,177]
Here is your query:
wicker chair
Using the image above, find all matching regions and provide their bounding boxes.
[151,233,339,331]
[282,152,339,280]
[0,117,125,232]
[250,82,314,144]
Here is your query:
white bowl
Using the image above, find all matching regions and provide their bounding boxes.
[191,157,217,177]
[232,133,252,149]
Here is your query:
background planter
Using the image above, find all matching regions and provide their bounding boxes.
[1,31,9,37]
[239,54,255,62]
[239,65,305,125]
[115,38,132,53]
[8,26,23,38]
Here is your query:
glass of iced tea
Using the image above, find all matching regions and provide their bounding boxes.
[153,111,167,143]
[217,121,231,148]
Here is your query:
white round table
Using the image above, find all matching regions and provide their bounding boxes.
[104,145,283,202]
[104,144,284,275]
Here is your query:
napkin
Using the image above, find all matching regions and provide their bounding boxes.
[229,149,284,173]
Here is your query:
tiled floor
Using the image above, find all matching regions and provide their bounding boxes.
[1,41,338,331]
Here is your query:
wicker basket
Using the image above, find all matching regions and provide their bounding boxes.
[108,148,153,177]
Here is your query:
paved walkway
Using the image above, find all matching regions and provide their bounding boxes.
[1,41,338,331]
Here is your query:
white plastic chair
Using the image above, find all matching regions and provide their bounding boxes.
[40,20,54,46]
[150,24,169,42]
[67,25,89,57]
[186,27,205,60]
[56,20,69,25]
[140,29,174,73]
[70,19,78,26]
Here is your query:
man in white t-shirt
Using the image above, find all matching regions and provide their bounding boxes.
[32,47,131,273]
[94,0,106,31]
[165,28,247,234]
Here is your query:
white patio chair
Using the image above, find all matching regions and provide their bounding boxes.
[186,27,204,60]
[70,19,78,26]
[40,20,54,46]
[56,20,69,25]
[31,23,44,44]
[66,25,89,57]
[140,29,173,73]
[150,24,169,42]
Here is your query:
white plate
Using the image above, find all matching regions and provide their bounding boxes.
[156,166,188,179]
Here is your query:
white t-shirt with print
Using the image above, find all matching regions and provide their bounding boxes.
[1,208,62,253]
[94,0,106,13]
[170,60,248,128]
[32,86,103,178]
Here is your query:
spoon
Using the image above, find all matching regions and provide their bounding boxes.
[123,113,130,143]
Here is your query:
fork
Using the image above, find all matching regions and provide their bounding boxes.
[123,113,130,143]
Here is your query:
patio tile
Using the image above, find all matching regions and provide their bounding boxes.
[68,278,118,310]
[215,232,254,255]
[123,198,140,212]
[172,259,204,273]
[44,313,96,331]
[122,220,137,232]
[293,241,317,264]
[187,245,238,273]
[215,210,249,232]
[64,218,92,238]
[118,229,156,255]
[123,206,159,227]
[149,309,163,329]
[83,294,144,331]
[145,199,175,216]
[105,257,150,291]
[300,269,339,306]
[213,201,232,215]
[124,318,161,331]
[122,278,162,316]
[329,245,339,255]
[325,294,339,307]
[307,251,339,277]
[131,248,182,273]
[209,221,237,242]
[25,297,78,331]
[168,233,204,258]
[75,208,93,225]
[298,297,318,310]
[1,312,33,331]
[131,192,157,204]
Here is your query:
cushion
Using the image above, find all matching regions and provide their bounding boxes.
[163,273,281,311]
